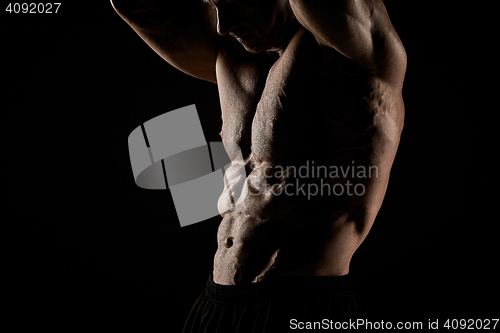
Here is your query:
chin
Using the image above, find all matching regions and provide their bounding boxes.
[242,45,261,53]
[237,34,272,54]
[240,41,269,54]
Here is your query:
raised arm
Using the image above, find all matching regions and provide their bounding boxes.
[288,0,407,235]
[111,0,221,83]
[289,0,406,89]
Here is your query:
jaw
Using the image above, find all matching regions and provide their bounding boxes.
[240,17,300,55]
[233,1,299,54]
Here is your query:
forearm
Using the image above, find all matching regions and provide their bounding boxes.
[111,0,219,82]
[111,0,202,20]
[111,0,210,38]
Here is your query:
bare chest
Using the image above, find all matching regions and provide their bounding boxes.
[216,28,373,166]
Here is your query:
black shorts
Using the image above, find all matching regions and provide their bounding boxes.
[182,273,363,332]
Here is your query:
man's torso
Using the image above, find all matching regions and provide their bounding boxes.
[213,26,400,285]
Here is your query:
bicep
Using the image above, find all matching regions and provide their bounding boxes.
[111,0,221,83]
[290,0,372,62]
[290,0,406,88]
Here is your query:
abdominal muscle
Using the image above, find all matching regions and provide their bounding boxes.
[213,158,367,285]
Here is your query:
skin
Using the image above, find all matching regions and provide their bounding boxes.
[111,0,407,285]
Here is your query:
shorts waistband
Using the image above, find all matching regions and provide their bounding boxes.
[205,272,356,305]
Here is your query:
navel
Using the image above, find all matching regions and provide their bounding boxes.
[225,237,233,248]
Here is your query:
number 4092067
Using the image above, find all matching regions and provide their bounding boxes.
[6,3,61,14]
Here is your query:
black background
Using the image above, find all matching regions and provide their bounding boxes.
[3,1,499,331]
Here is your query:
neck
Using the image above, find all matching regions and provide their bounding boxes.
[267,17,301,57]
